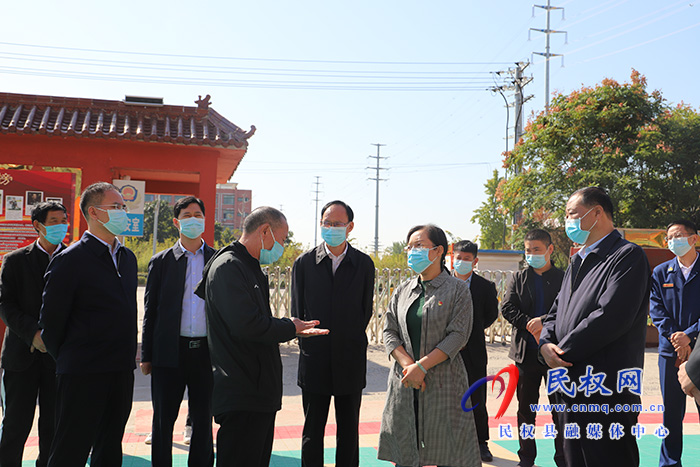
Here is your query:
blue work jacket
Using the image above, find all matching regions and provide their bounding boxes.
[650,254,700,358]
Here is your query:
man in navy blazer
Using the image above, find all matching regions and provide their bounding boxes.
[141,196,215,467]
[452,240,499,462]
[540,187,651,467]
[39,182,138,467]
[650,219,700,467]
[0,202,68,467]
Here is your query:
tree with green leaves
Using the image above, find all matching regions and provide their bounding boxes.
[142,200,178,242]
[472,170,509,249]
[476,70,700,254]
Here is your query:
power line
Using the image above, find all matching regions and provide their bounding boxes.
[530,0,567,113]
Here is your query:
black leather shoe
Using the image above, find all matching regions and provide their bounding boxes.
[479,442,493,462]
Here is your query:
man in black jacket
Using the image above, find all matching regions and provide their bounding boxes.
[195,206,327,467]
[0,202,68,467]
[501,229,565,467]
[540,187,651,467]
[453,240,499,462]
[291,200,375,467]
[141,196,215,467]
[40,182,138,467]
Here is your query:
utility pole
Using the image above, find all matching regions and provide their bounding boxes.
[368,144,387,258]
[312,176,322,246]
[152,194,160,257]
[530,0,566,113]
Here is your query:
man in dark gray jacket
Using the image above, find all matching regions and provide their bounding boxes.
[540,187,651,467]
[195,206,327,467]
[501,229,564,467]
[291,200,375,467]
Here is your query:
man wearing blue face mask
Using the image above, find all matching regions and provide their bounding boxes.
[501,229,565,467]
[39,182,138,467]
[141,196,215,467]
[290,200,375,467]
[649,219,700,467]
[0,202,68,467]
[452,240,499,462]
[195,206,328,466]
[540,187,651,467]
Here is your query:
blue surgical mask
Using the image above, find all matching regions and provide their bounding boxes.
[179,217,205,239]
[668,237,693,258]
[453,259,473,275]
[526,254,547,269]
[565,207,597,245]
[96,208,129,236]
[259,229,285,265]
[40,223,68,245]
[407,247,436,274]
[321,226,347,247]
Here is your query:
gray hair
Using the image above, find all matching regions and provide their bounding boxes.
[243,206,287,234]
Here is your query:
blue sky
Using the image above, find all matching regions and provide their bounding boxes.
[2,0,698,252]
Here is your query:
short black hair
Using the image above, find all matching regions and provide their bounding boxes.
[80,182,119,218]
[243,206,287,234]
[524,229,552,246]
[31,202,67,226]
[174,196,205,218]
[572,186,614,221]
[667,219,698,235]
[407,224,448,268]
[320,200,354,223]
[453,240,478,257]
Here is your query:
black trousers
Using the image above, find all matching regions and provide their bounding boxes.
[301,390,362,467]
[515,349,565,467]
[151,337,214,467]
[214,410,276,467]
[556,392,640,467]
[47,371,133,467]
[460,349,489,444]
[0,357,56,467]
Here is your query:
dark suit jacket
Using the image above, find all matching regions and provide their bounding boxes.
[141,241,215,368]
[39,232,138,374]
[460,272,498,369]
[540,230,650,405]
[291,243,375,395]
[501,265,565,363]
[686,343,700,389]
[195,242,297,415]
[0,242,62,372]
[650,255,700,358]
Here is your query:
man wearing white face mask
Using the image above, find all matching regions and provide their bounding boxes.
[540,187,650,467]
[649,219,700,467]
[291,200,375,467]
[39,182,138,467]
[501,229,565,467]
[195,206,328,466]
[452,240,499,462]
[141,196,215,467]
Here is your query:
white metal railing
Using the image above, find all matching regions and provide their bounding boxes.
[264,267,514,345]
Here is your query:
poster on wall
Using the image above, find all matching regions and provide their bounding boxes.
[0,169,77,262]
[113,179,145,236]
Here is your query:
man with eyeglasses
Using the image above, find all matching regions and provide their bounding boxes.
[39,182,138,467]
[0,202,68,467]
[291,200,375,467]
[649,219,700,467]
[141,195,215,467]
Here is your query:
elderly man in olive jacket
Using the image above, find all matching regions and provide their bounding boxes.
[291,200,375,467]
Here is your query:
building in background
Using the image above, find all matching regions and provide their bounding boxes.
[145,183,251,231]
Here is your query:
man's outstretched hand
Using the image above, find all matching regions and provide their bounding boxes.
[291,317,330,337]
